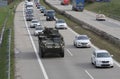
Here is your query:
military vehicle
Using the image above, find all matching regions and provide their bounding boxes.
[38,27,65,58]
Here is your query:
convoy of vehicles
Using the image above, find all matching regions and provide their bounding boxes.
[24,0,114,68]
[38,27,65,58]
[72,0,85,11]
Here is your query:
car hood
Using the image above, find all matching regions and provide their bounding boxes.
[56,23,67,26]
[76,40,90,43]
[96,57,113,61]
[35,30,43,32]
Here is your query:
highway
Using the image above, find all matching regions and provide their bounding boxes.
[14,1,120,79]
[45,0,120,41]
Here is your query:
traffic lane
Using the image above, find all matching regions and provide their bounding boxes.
[46,0,120,39]
[32,3,120,79]
[32,7,96,79]
[60,29,120,79]
[15,2,45,79]
[46,0,72,11]
[87,66,120,79]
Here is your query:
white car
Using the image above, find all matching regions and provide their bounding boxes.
[30,19,40,28]
[96,14,106,21]
[34,25,44,36]
[73,35,91,48]
[91,50,114,68]
[55,19,67,29]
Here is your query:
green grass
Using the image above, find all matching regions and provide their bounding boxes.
[40,0,120,62]
[0,7,8,31]
[85,0,120,20]
[0,0,21,79]
[0,29,9,79]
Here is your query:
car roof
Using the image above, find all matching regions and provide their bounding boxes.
[32,19,38,21]
[94,50,108,54]
[76,35,88,37]
[57,19,65,21]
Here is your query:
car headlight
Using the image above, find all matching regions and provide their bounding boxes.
[96,60,102,64]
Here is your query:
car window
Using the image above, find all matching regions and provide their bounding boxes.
[97,53,110,58]
[56,20,65,23]
[77,36,88,40]
[32,20,38,23]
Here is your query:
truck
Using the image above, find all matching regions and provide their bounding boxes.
[72,0,85,11]
[38,27,65,58]
[61,0,70,5]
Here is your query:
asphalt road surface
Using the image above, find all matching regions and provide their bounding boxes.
[14,1,120,79]
[45,0,120,39]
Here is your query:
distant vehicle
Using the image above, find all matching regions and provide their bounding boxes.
[40,6,46,13]
[55,19,67,29]
[30,19,40,28]
[26,2,33,8]
[73,35,91,48]
[34,25,44,36]
[26,8,33,14]
[26,14,34,21]
[61,0,70,5]
[46,10,56,21]
[38,27,65,58]
[72,0,85,11]
[43,10,48,16]
[96,14,106,21]
[91,50,114,68]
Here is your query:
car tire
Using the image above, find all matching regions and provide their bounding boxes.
[40,48,45,58]
[95,62,98,68]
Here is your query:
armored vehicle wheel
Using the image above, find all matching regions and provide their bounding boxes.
[60,50,64,57]
[60,53,64,57]
[41,49,45,58]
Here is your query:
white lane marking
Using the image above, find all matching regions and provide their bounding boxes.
[66,49,73,56]
[68,27,99,50]
[68,24,120,67]
[23,4,49,79]
[85,70,94,79]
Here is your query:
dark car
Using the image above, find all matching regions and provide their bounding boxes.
[26,14,34,21]
[46,10,56,21]
[40,6,46,13]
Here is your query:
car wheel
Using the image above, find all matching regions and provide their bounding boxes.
[41,49,45,58]
[111,66,114,68]
[94,62,98,68]
[91,58,94,65]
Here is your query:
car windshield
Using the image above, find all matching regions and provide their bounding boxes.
[77,36,88,40]
[36,27,43,30]
[32,20,38,23]
[97,53,110,58]
[57,19,65,23]
[47,11,55,15]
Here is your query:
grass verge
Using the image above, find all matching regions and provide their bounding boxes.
[85,0,120,20]
[0,0,21,79]
[40,0,120,62]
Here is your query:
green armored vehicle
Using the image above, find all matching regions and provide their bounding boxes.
[38,27,65,58]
